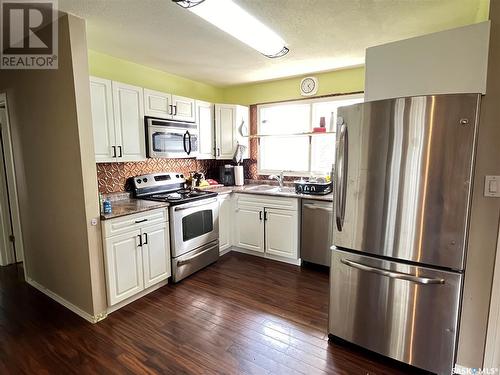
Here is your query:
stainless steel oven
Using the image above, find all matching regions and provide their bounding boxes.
[170,197,219,282]
[146,117,199,158]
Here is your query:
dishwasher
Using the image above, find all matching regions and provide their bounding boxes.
[300,199,333,267]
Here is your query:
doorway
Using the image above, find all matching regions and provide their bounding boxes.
[0,95,24,266]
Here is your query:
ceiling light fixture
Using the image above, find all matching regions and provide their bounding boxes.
[172,0,289,58]
[172,0,205,8]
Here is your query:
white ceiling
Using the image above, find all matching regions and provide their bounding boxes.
[58,0,486,86]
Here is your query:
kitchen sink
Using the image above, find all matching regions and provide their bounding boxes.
[244,185,281,192]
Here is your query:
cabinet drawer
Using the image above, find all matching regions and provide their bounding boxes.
[103,208,168,238]
[235,193,298,211]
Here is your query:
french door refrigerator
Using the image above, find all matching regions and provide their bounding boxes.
[329,93,480,375]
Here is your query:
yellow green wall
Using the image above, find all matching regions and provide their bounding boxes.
[221,67,365,105]
[88,50,223,102]
[88,50,364,106]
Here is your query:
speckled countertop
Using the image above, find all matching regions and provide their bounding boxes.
[100,197,169,220]
[204,184,333,202]
[101,183,332,220]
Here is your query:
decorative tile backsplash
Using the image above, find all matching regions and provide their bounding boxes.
[96,158,240,193]
[95,105,270,193]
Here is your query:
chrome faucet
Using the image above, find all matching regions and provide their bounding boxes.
[268,171,284,190]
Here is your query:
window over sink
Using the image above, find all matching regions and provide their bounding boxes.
[257,94,364,176]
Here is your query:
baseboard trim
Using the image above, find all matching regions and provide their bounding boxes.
[231,246,301,266]
[220,247,232,256]
[106,279,169,314]
[26,277,107,324]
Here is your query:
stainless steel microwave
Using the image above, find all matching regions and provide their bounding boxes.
[146,117,199,158]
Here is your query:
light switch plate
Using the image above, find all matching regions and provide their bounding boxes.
[484,176,500,197]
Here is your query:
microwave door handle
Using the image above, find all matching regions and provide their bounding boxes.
[183,131,188,153]
[187,131,192,155]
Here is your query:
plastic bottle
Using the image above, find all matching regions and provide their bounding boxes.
[103,198,112,214]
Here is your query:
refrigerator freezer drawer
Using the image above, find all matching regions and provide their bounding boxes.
[329,249,462,375]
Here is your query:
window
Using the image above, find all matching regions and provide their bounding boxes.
[257,94,364,176]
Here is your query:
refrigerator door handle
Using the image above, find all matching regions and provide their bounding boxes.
[336,124,348,231]
[340,258,445,285]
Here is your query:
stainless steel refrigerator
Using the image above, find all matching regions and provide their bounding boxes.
[329,93,481,375]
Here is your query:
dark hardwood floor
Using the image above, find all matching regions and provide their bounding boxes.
[0,252,428,374]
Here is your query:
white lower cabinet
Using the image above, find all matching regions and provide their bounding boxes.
[102,209,170,307]
[265,208,298,259]
[141,222,171,289]
[234,205,264,253]
[218,194,233,254]
[233,194,299,262]
[104,229,144,305]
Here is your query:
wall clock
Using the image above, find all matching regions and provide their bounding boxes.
[300,76,318,96]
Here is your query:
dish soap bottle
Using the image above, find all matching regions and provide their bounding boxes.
[103,198,112,214]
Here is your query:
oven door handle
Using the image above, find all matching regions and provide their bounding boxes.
[174,198,217,211]
[177,246,214,266]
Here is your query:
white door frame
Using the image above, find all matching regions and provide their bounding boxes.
[0,93,24,266]
[484,219,500,367]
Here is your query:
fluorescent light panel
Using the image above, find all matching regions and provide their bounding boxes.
[186,0,288,57]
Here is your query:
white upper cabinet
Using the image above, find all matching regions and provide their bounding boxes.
[215,104,235,159]
[90,77,146,162]
[90,77,116,162]
[215,104,249,160]
[235,105,249,159]
[172,95,196,122]
[365,22,490,101]
[144,89,171,119]
[196,100,215,159]
[112,81,146,162]
[143,90,196,122]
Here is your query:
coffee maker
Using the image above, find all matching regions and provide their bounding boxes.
[219,165,235,186]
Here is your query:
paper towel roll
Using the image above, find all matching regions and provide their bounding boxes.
[234,165,244,186]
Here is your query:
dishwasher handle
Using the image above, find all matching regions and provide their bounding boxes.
[303,203,333,212]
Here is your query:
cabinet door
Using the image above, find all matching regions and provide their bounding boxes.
[235,105,249,159]
[215,105,235,159]
[142,222,171,289]
[144,89,172,119]
[112,81,146,162]
[234,205,264,252]
[219,195,232,253]
[196,100,215,159]
[265,208,298,260]
[172,95,196,122]
[104,230,144,306]
[90,77,116,162]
